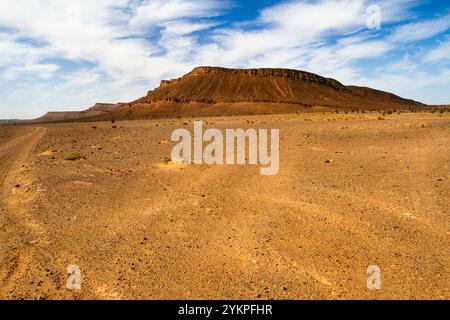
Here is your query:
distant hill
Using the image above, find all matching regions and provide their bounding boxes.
[0,119,28,125]
[32,103,123,123]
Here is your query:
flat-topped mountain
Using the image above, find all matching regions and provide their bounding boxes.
[28,67,425,122]
[107,66,421,119]
[140,66,420,107]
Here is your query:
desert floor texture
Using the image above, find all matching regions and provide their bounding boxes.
[0,112,449,300]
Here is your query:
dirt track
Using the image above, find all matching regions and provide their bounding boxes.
[0,127,47,297]
[0,112,449,300]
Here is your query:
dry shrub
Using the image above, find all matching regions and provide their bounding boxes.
[64,152,86,161]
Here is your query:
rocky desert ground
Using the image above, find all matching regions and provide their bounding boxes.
[0,111,449,300]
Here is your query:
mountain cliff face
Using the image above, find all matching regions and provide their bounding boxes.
[157,67,348,92]
[137,67,350,105]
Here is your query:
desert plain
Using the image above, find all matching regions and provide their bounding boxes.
[0,111,449,300]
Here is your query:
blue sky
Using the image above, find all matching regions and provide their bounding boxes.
[0,0,449,119]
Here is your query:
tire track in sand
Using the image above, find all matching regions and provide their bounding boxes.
[0,127,47,298]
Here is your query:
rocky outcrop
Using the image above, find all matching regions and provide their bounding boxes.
[159,80,173,88]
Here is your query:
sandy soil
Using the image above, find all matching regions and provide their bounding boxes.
[0,112,449,300]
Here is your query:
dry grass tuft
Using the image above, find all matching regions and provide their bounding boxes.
[64,152,86,161]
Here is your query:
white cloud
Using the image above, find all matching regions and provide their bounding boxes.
[299,39,392,83]
[4,63,60,80]
[259,0,367,32]
[129,0,227,31]
[425,38,450,62]
[0,34,60,80]
[389,12,450,43]
[189,0,380,69]
[355,67,450,103]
